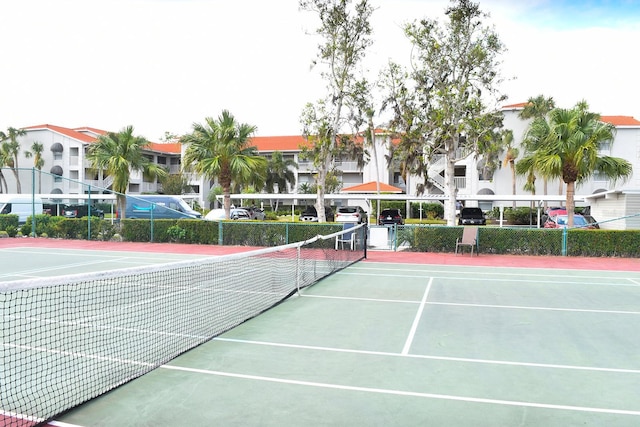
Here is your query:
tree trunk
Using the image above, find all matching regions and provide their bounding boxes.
[566,181,575,227]
[315,156,330,222]
[445,138,457,226]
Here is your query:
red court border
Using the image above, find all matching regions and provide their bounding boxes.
[1,237,639,272]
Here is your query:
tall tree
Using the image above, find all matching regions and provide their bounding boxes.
[530,102,632,226]
[24,141,45,193]
[86,125,167,219]
[1,127,26,193]
[299,0,373,222]
[265,151,297,211]
[181,110,267,219]
[403,0,506,225]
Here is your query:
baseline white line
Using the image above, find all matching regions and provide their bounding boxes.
[301,294,640,315]
[215,338,640,374]
[339,271,639,287]
[402,277,432,355]
[160,364,640,416]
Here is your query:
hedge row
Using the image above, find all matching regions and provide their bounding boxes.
[3,214,640,258]
[399,225,640,257]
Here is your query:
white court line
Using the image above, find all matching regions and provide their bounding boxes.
[347,265,640,281]
[215,337,640,375]
[402,277,432,355]
[338,271,640,287]
[160,363,640,417]
[302,294,640,315]
[0,257,134,279]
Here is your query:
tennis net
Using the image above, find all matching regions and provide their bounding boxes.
[0,225,366,426]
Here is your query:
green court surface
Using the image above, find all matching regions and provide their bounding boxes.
[0,246,207,282]
[39,260,640,426]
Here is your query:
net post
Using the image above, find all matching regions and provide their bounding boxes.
[295,245,301,295]
[88,185,92,240]
[364,223,368,259]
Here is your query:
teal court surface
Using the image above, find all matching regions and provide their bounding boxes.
[1,241,640,426]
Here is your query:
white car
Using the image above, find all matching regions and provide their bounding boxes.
[335,206,367,224]
[204,208,251,221]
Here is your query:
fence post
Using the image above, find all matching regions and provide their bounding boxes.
[562,228,567,256]
[88,185,92,240]
[31,167,36,237]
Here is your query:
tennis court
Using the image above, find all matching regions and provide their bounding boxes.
[2,238,640,426]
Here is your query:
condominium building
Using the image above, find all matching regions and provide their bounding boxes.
[5,104,639,213]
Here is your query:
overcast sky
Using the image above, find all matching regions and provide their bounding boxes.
[1,0,639,141]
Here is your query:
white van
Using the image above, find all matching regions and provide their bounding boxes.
[0,195,44,224]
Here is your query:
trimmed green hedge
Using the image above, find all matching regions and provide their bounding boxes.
[119,219,342,246]
[402,225,640,257]
[3,215,640,258]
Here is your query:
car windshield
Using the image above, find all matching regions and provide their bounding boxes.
[553,215,588,226]
[339,207,358,213]
[461,208,483,218]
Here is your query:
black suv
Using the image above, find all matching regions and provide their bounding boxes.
[378,208,404,225]
[63,204,105,219]
[299,206,334,222]
[458,207,486,225]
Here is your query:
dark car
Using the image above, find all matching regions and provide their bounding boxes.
[299,206,334,222]
[239,206,266,220]
[458,207,486,226]
[63,204,105,219]
[378,208,404,225]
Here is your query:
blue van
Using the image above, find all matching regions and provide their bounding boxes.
[123,195,202,219]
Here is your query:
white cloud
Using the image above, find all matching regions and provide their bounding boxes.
[0,0,638,141]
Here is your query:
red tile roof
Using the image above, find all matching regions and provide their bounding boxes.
[600,116,640,126]
[341,181,403,193]
[148,142,181,154]
[501,102,528,109]
[22,124,97,143]
[22,124,181,154]
[249,135,309,152]
[503,104,640,127]
[73,126,108,136]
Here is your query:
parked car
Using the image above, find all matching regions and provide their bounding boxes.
[123,195,202,219]
[63,204,105,219]
[0,196,44,224]
[335,206,367,224]
[378,208,404,225]
[204,208,251,221]
[239,206,266,220]
[458,207,486,226]
[544,210,596,229]
[299,206,334,222]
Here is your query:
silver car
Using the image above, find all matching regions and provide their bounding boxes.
[204,208,251,221]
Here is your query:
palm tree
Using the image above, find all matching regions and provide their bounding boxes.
[265,151,297,211]
[518,95,555,121]
[25,141,45,193]
[0,137,8,193]
[530,102,632,226]
[1,127,26,193]
[181,110,267,220]
[518,95,556,202]
[86,125,167,219]
[500,130,518,207]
